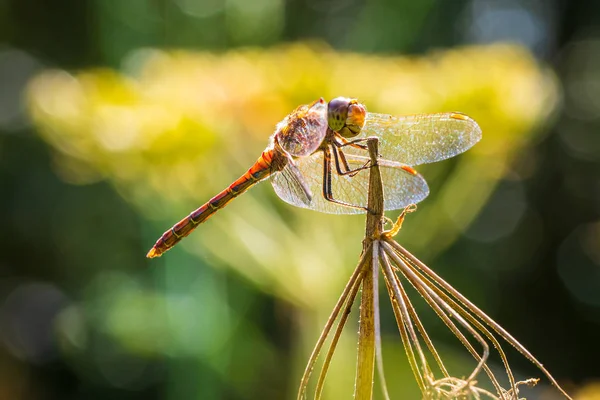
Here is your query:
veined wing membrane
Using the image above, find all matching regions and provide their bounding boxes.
[271,159,313,207]
[352,112,482,167]
[272,151,429,214]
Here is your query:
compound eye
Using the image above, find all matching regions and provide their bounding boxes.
[338,101,367,138]
[327,97,351,132]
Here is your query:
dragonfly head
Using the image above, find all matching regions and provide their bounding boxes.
[327,97,367,138]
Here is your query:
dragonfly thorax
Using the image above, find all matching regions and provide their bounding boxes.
[274,98,329,157]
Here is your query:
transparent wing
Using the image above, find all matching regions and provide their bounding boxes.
[352,112,482,166]
[271,160,313,207]
[271,151,429,214]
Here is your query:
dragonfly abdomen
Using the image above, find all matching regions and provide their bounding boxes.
[146,149,277,258]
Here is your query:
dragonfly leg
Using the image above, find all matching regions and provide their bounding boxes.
[332,146,371,178]
[334,135,370,151]
[322,147,370,212]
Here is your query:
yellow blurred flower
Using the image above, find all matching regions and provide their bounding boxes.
[577,382,600,400]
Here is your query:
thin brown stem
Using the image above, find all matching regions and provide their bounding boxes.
[314,260,364,399]
[397,249,518,396]
[297,244,371,400]
[381,256,426,392]
[389,240,573,400]
[372,241,392,400]
[379,249,433,387]
[381,241,494,396]
[354,245,376,400]
[390,269,451,380]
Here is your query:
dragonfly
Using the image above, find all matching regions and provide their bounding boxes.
[147,97,481,258]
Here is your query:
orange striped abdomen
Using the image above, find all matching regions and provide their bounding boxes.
[147,149,277,258]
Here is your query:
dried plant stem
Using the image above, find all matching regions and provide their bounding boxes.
[391,271,450,380]
[372,241,392,400]
[353,138,386,400]
[382,242,501,398]
[298,135,572,400]
[389,240,573,400]
[297,245,370,400]
[380,250,431,391]
[314,260,364,399]
[396,251,518,395]
[382,268,426,391]
[354,246,376,400]
[381,249,458,387]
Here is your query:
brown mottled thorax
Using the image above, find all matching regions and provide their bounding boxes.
[274,98,329,158]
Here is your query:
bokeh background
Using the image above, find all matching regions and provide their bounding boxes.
[1,0,600,399]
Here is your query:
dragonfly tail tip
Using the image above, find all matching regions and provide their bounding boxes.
[146,248,161,258]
